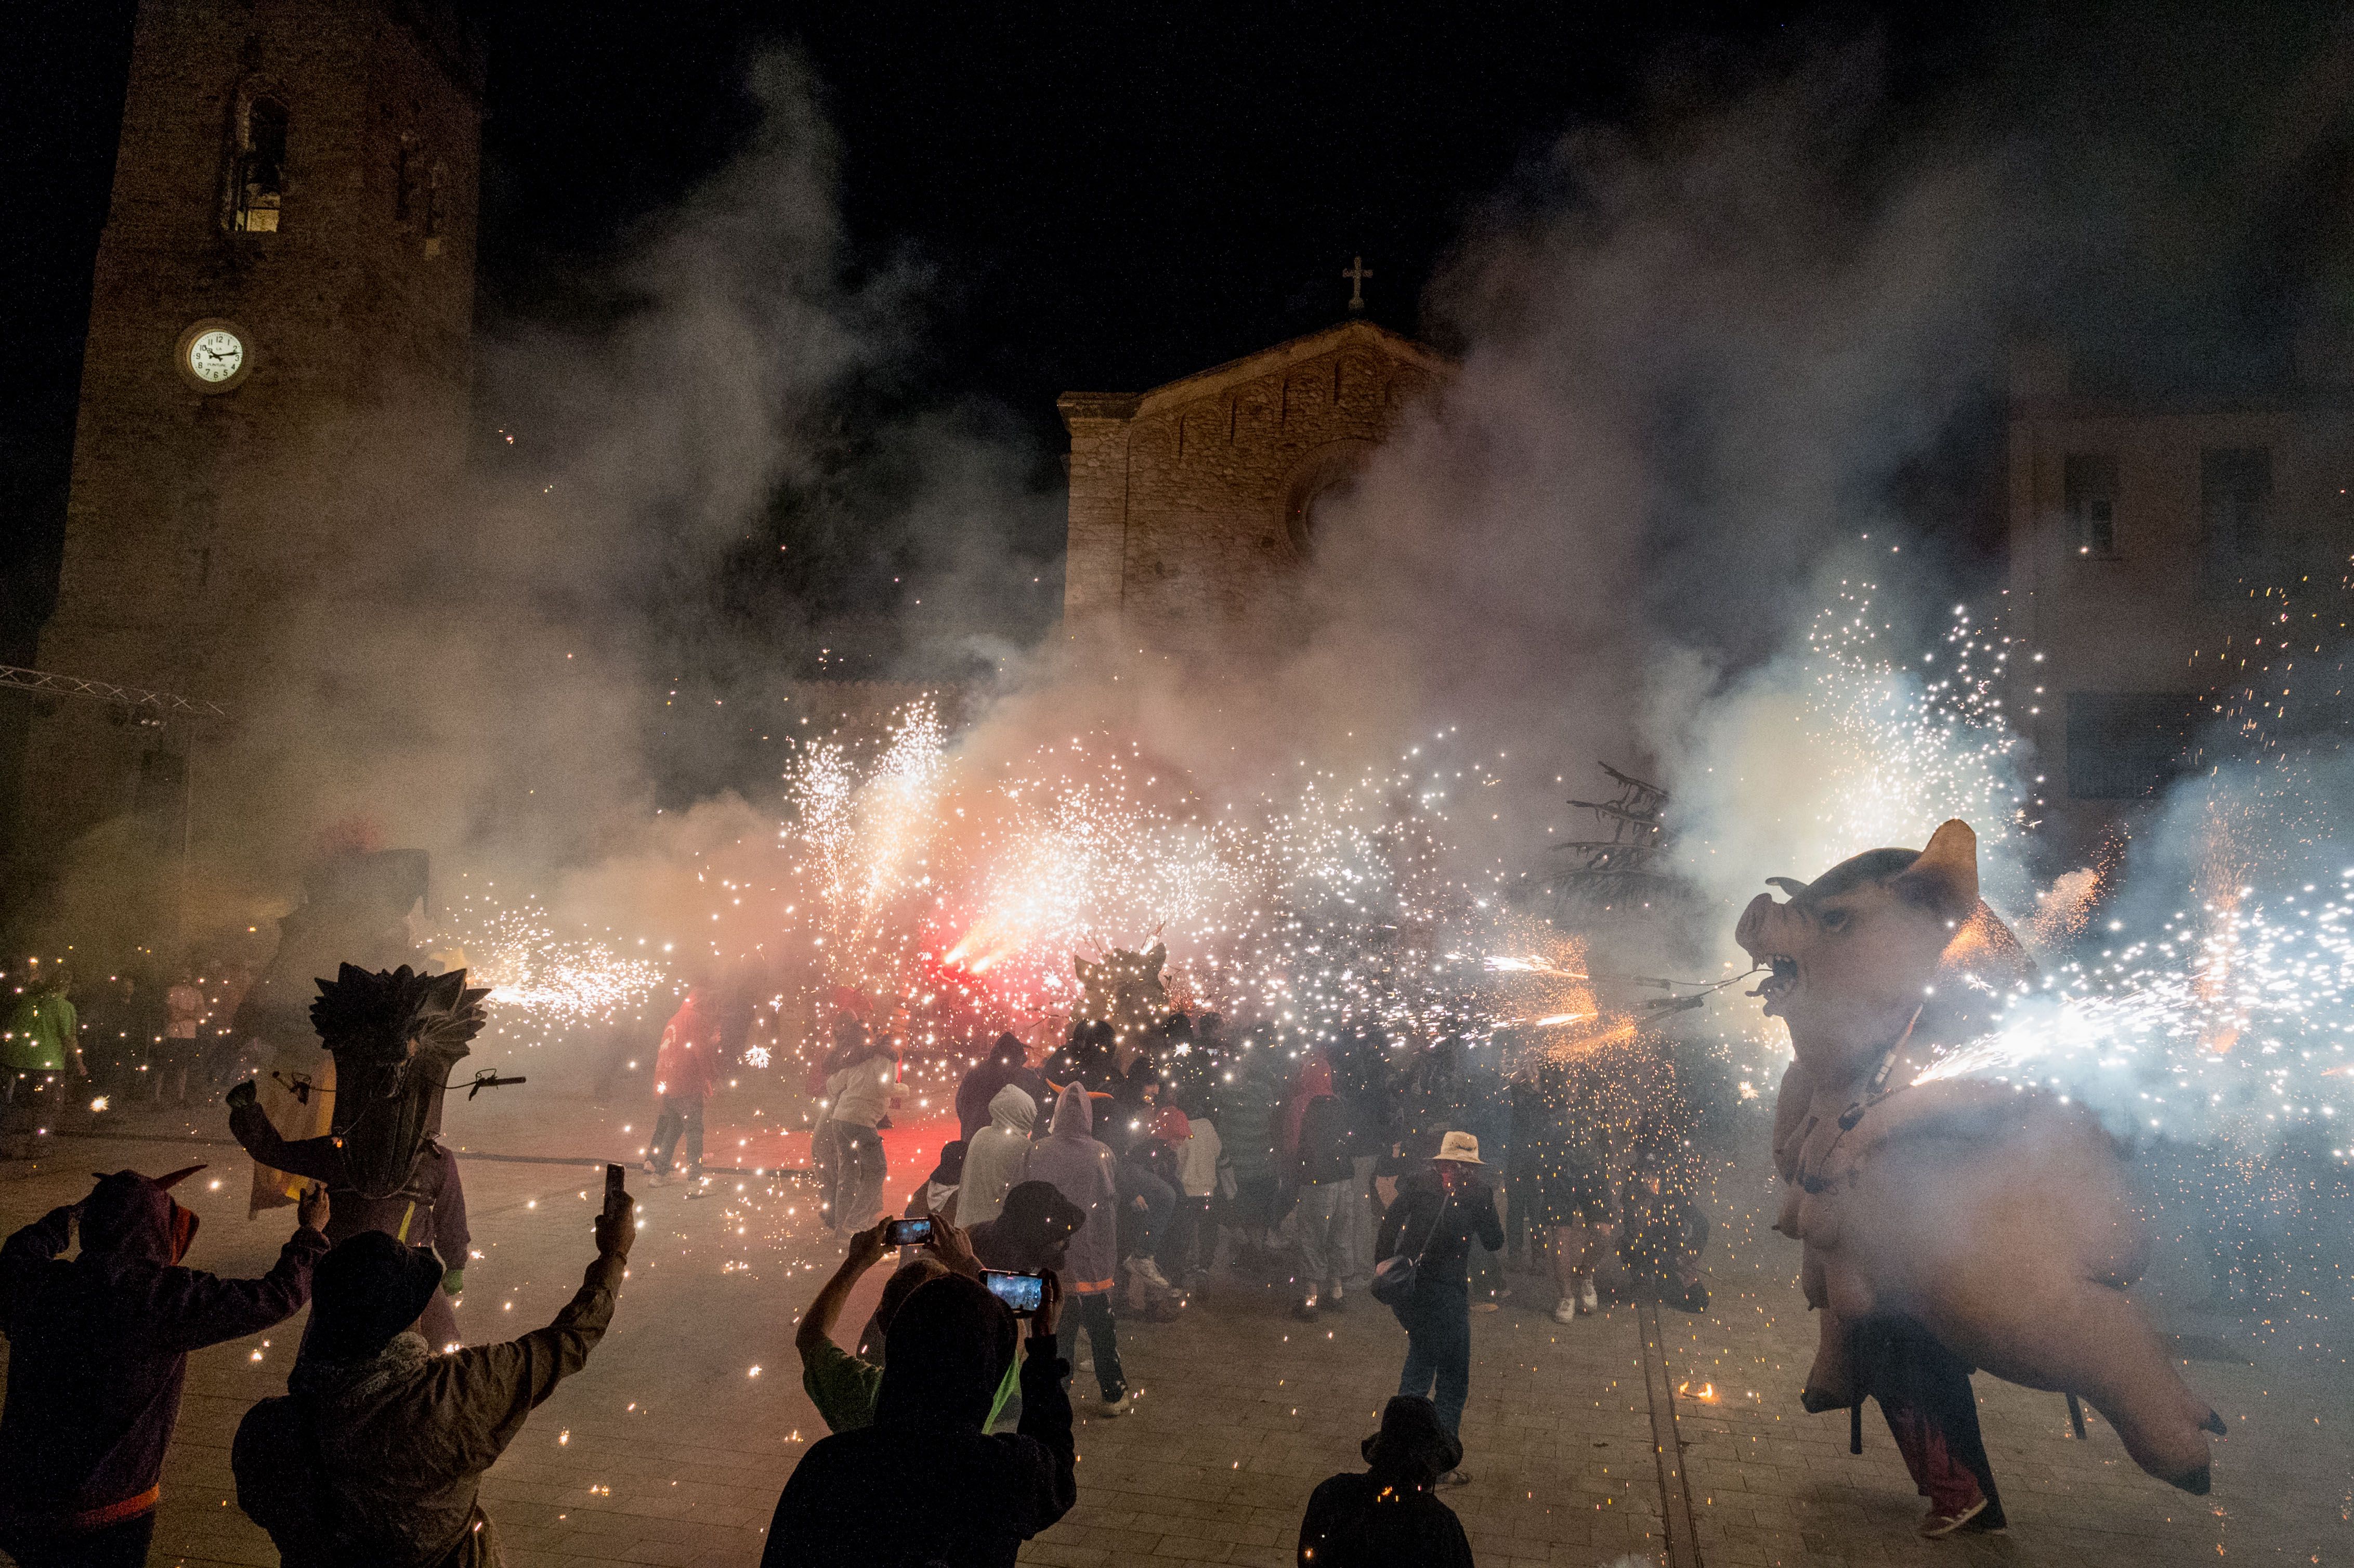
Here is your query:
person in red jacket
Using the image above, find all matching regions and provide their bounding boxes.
[645,986,722,1184]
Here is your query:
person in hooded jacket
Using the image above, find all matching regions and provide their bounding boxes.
[956,1032,1044,1142]
[646,984,722,1183]
[1287,1056,1356,1320]
[907,1139,967,1225]
[959,1084,1037,1227]
[1297,1395,1474,1568]
[231,1175,635,1566]
[0,1167,328,1567]
[1018,1084,1130,1415]
[764,1270,1076,1566]
[1214,1030,1286,1268]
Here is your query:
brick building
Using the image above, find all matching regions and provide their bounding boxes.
[1059,319,1451,656]
[2005,340,2354,844]
[21,0,480,889]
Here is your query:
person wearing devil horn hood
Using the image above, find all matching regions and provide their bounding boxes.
[0,1166,328,1567]
[226,964,487,1349]
[1020,1083,1130,1414]
[764,1271,1077,1567]
[233,1177,635,1567]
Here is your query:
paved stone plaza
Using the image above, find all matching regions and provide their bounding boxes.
[0,1089,2343,1568]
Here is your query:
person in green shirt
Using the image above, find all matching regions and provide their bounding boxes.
[3,967,85,1155]
[3,969,83,1078]
[797,1214,1017,1433]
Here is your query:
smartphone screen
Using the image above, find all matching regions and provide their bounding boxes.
[883,1216,933,1247]
[983,1269,1044,1314]
[604,1162,625,1201]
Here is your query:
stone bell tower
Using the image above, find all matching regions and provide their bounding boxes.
[22,0,481,895]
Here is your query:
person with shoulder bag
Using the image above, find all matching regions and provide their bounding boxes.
[1371,1132,1500,1480]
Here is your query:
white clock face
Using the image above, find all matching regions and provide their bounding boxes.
[188,329,244,383]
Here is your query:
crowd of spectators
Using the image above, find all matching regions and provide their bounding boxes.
[0,986,1709,1567]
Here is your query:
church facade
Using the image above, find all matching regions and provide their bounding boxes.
[24,0,480,871]
[1058,320,1451,657]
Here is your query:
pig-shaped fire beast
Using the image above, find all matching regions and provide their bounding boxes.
[1738,819,2223,1493]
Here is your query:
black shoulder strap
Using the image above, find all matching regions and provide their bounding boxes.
[1409,1185,1453,1268]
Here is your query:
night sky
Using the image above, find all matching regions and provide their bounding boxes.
[0,2,1964,656]
[5,1,2344,671]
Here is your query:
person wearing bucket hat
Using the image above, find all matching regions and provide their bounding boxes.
[1372,1131,1502,1474]
[231,1173,636,1566]
[1297,1395,1475,1567]
[0,1166,328,1567]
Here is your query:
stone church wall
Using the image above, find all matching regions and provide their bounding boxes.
[1061,321,1448,661]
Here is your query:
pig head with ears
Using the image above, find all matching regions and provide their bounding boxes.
[1738,819,2222,1494]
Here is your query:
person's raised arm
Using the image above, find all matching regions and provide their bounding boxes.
[922,1214,983,1283]
[440,1176,635,1474]
[223,1079,343,1183]
[795,1219,890,1357]
[153,1183,330,1353]
[0,1203,79,1330]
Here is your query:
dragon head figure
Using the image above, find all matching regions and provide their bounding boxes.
[1071,942,1168,1042]
[310,964,492,1197]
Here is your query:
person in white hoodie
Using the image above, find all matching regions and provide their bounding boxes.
[1151,1105,1221,1287]
[955,1084,1037,1228]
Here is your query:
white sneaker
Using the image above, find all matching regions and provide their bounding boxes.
[1578,1278,1599,1314]
[1100,1393,1133,1418]
[1553,1298,1577,1324]
[1135,1257,1172,1290]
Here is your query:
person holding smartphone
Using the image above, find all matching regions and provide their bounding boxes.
[765,1265,1075,1566]
[232,1173,636,1564]
[796,1216,1016,1434]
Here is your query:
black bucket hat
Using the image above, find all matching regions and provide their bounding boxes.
[1361,1395,1462,1482]
[308,1231,444,1360]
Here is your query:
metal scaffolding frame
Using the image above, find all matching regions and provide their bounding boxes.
[1,663,226,957]
[0,664,228,720]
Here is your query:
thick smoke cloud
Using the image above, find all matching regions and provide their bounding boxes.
[47,19,2333,1097]
[78,53,1064,952]
[1084,45,2039,965]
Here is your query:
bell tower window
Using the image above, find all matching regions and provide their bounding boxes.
[230,95,289,232]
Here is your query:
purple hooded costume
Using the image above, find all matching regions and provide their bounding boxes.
[0,1168,324,1538]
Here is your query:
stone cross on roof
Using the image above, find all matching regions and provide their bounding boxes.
[1342,255,1373,313]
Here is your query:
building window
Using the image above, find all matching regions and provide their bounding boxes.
[2200,447,2271,589]
[395,132,423,223]
[2065,691,2200,799]
[396,136,447,256]
[423,159,446,256]
[2062,453,2117,556]
[230,96,289,232]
